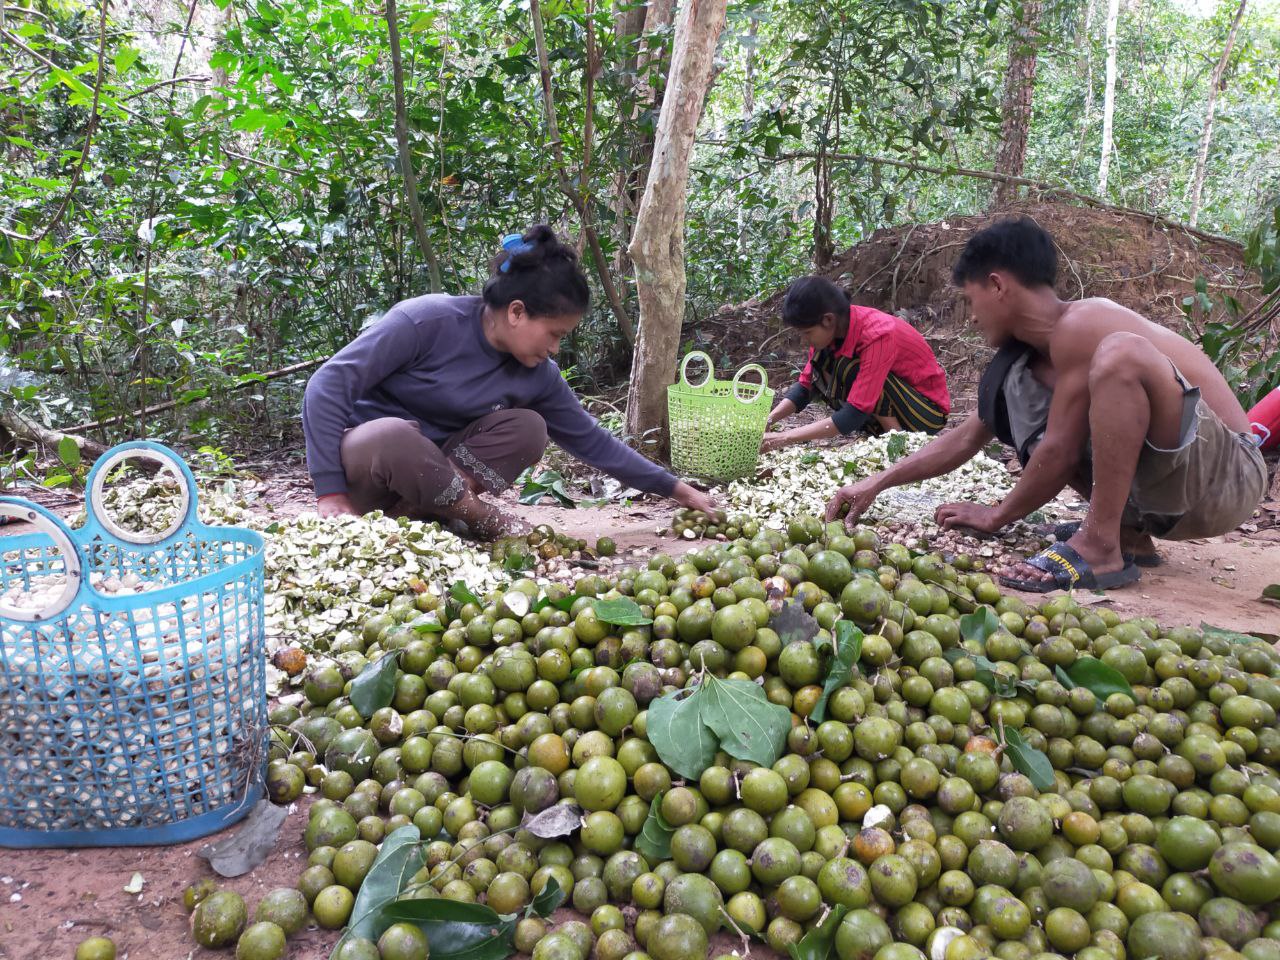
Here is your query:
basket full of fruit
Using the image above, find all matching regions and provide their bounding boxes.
[0,440,267,847]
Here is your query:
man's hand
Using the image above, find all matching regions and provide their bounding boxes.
[935,501,1005,533]
[825,478,882,528]
[317,492,359,518]
[760,432,791,454]
[671,481,719,515]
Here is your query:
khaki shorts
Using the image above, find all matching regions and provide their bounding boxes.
[1123,365,1268,540]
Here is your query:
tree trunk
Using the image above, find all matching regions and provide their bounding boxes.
[624,0,728,446]
[386,0,443,293]
[1097,0,1120,196]
[613,0,676,284]
[993,0,1043,204]
[743,17,758,116]
[1187,0,1248,227]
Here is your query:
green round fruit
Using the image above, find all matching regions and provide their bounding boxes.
[647,913,707,960]
[1157,816,1222,871]
[835,909,893,960]
[1127,911,1205,960]
[255,887,309,935]
[74,938,116,960]
[1209,843,1280,905]
[193,891,248,949]
[313,885,356,930]
[378,922,431,960]
[575,757,628,812]
[663,873,723,936]
[235,922,286,960]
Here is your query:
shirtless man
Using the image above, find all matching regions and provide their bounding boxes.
[825,217,1268,592]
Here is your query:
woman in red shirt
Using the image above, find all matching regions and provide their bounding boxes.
[764,276,951,451]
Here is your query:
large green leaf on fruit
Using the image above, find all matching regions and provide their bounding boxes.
[1001,727,1055,791]
[944,648,1030,699]
[810,621,864,723]
[374,900,517,960]
[450,581,482,607]
[959,605,1001,644]
[348,651,399,718]
[646,685,718,779]
[700,674,791,769]
[529,876,565,918]
[340,824,424,945]
[787,904,849,960]
[590,596,653,626]
[634,793,676,864]
[1055,656,1135,702]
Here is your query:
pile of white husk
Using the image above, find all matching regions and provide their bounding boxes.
[74,476,501,648]
[724,432,1068,530]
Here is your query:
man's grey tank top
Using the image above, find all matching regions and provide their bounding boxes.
[1003,351,1053,457]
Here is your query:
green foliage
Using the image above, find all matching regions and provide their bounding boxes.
[1,0,1277,451]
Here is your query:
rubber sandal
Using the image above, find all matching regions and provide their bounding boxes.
[1052,521,1163,568]
[999,542,1141,594]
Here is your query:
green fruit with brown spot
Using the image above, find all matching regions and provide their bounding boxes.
[192,891,248,949]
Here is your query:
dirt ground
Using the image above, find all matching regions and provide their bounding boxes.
[2,472,1279,960]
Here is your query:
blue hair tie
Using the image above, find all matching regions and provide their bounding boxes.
[499,233,536,272]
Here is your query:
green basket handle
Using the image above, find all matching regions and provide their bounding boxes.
[731,364,769,404]
[679,351,715,390]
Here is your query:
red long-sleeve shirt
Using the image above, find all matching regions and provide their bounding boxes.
[798,305,951,415]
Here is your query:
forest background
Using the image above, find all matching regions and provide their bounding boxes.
[1,0,1278,483]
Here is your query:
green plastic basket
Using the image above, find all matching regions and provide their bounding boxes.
[668,351,773,482]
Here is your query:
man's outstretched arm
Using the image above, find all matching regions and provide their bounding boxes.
[940,346,1092,532]
[827,413,992,526]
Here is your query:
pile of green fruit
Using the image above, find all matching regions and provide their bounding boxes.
[670,508,757,541]
[241,517,1280,960]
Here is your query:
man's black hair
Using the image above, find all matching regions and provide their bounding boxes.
[483,224,591,317]
[781,276,850,328]
[951,217,1058,289]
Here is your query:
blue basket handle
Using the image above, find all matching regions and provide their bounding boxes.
[83,441,200,545]
[731,364,770,405]
[0,497,84,622]
[679,351,714,390]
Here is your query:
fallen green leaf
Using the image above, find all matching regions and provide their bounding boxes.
[450,581,482,607]
[787,904,849,960]
[1264,584,1280,601]
[634,793,676,865]
[529,876,564,918]
[374,899,516,960]
[339,824,423,946]
[646,685,717,780]
[811,621,864,723]
[1001,726,1055,791]
[959,605,1001,645]
[1056,657,1135,702]
[591,596,653,626]
[700,674,791,770]
[348,651,399,718]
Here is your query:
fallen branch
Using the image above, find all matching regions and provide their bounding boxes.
[60,357,327,435]
[1,407,108,461]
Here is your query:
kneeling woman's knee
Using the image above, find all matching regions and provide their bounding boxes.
[507,410,549,461]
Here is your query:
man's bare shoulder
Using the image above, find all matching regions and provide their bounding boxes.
[1051,298,1150,357]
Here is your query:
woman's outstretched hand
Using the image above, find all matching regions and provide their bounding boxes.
[671,481,719,516]
[317,492,359,518]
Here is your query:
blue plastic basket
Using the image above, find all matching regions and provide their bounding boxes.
[0,441,267,847]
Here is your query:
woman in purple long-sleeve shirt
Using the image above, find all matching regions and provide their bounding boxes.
[302,225,716,539]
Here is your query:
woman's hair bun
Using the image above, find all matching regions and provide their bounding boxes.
[483,224,590,317]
